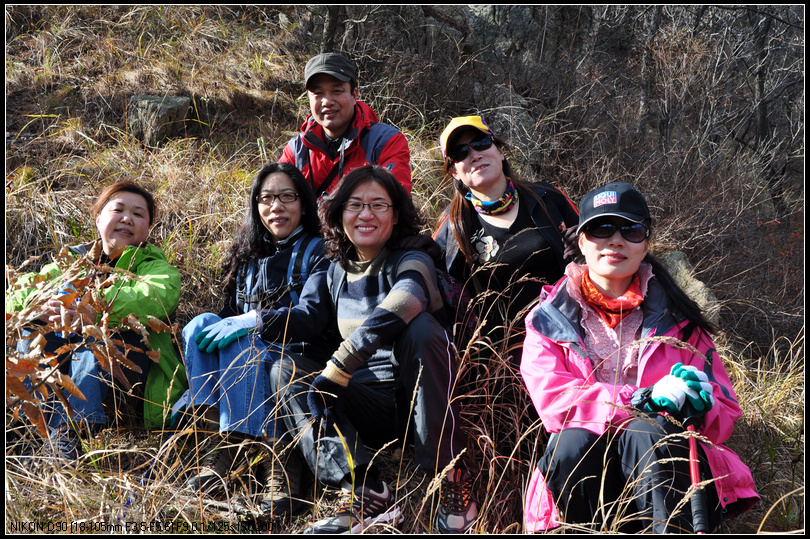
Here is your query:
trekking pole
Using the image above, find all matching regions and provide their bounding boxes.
[682,403,709,534]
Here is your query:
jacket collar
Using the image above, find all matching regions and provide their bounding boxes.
[530,262,680,351]
[299,101,378,153]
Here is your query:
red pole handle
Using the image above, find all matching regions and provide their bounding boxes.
[687,424,709,534]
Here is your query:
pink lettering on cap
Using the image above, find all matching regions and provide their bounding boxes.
[594,191,617,207]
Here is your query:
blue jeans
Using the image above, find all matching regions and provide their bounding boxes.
[183,313,284,439]
[17,329,151,430]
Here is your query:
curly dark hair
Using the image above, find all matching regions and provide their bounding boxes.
[221,162,320,300]
[320,165,424,268]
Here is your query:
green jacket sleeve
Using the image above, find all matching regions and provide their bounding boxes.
[6,260,64,313]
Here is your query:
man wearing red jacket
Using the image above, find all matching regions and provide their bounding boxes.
[279,53,412,196]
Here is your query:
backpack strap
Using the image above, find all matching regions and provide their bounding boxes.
[328,262,345,315]
[315,160,342,197]
[287,234,320,304]
[235,261,259,313]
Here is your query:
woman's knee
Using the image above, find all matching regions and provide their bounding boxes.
[395,312,451,364]
[620,416,689,454]
[542,428,606,472]
[269,351,319,388]
[182,312,221,342]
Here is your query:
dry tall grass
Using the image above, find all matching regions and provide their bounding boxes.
[6,5,803,534]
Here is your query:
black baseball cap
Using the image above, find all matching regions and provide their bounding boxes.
[577,182,651,234]
[304,53,357,89]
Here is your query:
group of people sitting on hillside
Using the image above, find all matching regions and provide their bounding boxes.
[8,52,759,534]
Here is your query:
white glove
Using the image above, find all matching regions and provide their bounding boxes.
[195,311,260,352]
[649,374,699,415]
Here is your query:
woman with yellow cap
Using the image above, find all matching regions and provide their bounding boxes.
[433,115,579,362]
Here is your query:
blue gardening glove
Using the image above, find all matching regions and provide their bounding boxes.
[307,360,351,421]
[670,362,715,413]
[195,311,260,353]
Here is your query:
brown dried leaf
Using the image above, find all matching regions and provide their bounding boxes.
[49,384,76,418]
[54,343,78,357]
[57,372,87,401]
[55,289,80,306]
[98,273,121,289]
[145,315,171,334]
[68,276,91,290]
[146,349,161,362]
[20,402,48,437]
[122,313,148,337]
[5,355,40,378]
[92,345,133,390]
[89,240,102,260]
[60,264,85,285]
[29,333,48,352]
[112,346,144,374]
[82,324,107,343]
[6,376,35,403]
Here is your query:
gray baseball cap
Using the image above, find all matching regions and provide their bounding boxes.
[305,53,357,88]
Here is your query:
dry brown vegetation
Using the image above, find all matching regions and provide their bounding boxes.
[6,5,803,534]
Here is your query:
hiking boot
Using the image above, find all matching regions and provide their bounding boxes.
[258,447,308,518]
[435,468,478,533]
[303,481,402,534]
[42,425,82,465]
[186,444,237,494]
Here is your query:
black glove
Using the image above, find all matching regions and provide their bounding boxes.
[306,360,351,421]
[562,226,581,262]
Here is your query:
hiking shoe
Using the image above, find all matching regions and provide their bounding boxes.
[258,447,308,518]
[186,444,236,494]
[42,425,82,465]
[304,481,402,534]
[435,468,478,533]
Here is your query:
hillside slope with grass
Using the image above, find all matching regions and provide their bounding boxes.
[6,6,803,533]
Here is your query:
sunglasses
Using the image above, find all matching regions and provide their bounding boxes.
[448,135,494,163]
[585,220,650,243]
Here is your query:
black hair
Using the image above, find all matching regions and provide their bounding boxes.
[321,165,424,268]
[221,162,320,299]
[644,253,719,340]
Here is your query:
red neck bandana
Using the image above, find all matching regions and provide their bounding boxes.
[581,270,644,328]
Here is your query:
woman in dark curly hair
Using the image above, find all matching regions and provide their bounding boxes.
[261,165,477,534]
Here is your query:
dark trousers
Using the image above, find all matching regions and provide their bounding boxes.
[538,416,722,533]
[269,312,467,486]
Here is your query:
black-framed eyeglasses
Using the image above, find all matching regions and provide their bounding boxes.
[448,135,494,163]
[258,192,299,205]
[343,201,393,213]
[585,220,650,243]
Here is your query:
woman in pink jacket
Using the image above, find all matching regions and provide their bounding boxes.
[520,182,758,533]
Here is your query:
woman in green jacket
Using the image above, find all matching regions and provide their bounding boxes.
[8,181,186,464]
